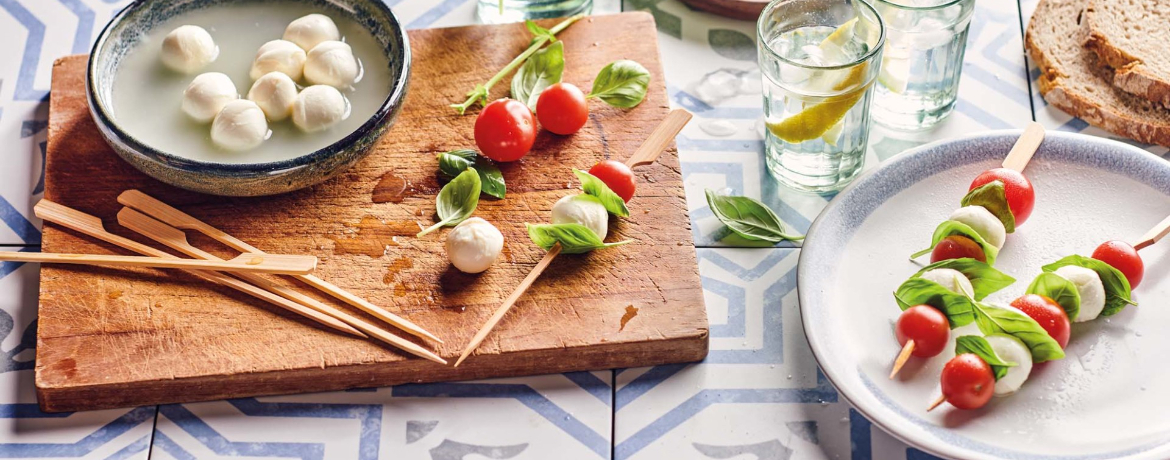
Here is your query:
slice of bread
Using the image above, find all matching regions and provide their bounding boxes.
[1082,0,1170,107]
[1026,0,1170,147]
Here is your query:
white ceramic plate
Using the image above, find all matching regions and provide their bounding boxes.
[799,131,1170,460]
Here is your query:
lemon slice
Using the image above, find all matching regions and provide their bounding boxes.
[766,63,869,143]
[878,55,910,94]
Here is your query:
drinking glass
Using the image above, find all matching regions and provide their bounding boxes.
[871,0,975,130]
[758,0,885,192]
[477,0,593,24]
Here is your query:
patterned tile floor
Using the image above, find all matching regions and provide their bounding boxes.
[1,0,1164,458]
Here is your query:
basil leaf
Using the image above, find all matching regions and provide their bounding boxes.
[912,258,1015,300]
[1042,255,1136,316]
[960,181,1015,233]
[437,149,506,199]
[525,20,556,42]
[511,41,564,111]
[574,169,629,217]
[893,278,976,328]
[1026,272,1081,321]
[910,220,999,265]
[955,335,1016,381]
[526,223,630,254]
[971,302,1065,362]
[587,60,651,108]
[704,189,804,244]
[418,168,481,237]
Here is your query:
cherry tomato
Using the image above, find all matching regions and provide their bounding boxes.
[970,168,1035,225]
[940,354,995,410]
[536,82,589,135]
[588,160,636,202]
[1092,240,1144,288]
[931,235,986,263]
[895,305,950,357]
[475,98,536,162]
[1010,294,1071,349]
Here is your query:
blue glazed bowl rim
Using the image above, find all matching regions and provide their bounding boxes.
[85,0,411,175]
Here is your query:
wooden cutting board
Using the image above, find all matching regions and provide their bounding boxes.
[36,12,708,413]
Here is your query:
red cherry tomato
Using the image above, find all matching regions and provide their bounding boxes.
[931,235,986,263]
[1010,294,1071,349]
[895,305,950,357]
[1092,240,1144,288]
[940,354,995,410]
[588,160,637,202]
[970,168,1035,225]
[536,82,589,135]
[475,98,536,162]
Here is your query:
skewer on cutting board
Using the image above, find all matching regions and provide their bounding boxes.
[454,109,694,367]
[0,250,317,275]
[117,189,443,344]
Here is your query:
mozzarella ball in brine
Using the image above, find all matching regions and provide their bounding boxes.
[292,85,348,132]
[304,41,360,88]
[283,14,340,51]
[445,217,505,274]
[551,194,609,240]
[949,205,1007,249]
[249,39,306,81]
[211,100,268,151]
[181,72,237,123]
[160,25,218,73]
[1054,265,1107,322]
[247,72,298,121]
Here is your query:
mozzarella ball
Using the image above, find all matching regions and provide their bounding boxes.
[211,100,268,151]
[551,194,609,240]
[246,72,298,121]
[1055,265,1107,322]
[985,334,1033,396]
[949,206,1007,249]
[181,72,237,123]
[249,39,306,81]
[283,14,340,51]
[919,268,975,297]
[445,217,504,274]
[304,41,360,88]
[291,85,349,132]
[160,25,218,73]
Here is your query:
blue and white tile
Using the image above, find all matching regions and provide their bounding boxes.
[151,372,613,459]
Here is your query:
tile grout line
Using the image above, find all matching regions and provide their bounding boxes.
[145,405,160,459]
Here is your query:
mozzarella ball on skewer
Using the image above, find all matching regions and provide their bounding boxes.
[247,72,298,121]
[949,206,1006,249]
[919,268,975,297]
[283,14,340,51]
[181,72,238,123]
[249,39,306,81]
[304,40,360,88]
[160,25,218,73]
[984,334,1032,396]
[292,85,349,132]
[1054,266,1107,322]
[551,194,609,240]
[211,100,268,151]
[445,217,504,274]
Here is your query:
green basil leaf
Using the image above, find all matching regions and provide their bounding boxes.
[587,60,651,108]
[574,169,629,217]
[910,220,1000,265]
[1026,272,1081,321]
[960,180,1016,233]
[418,168,481,237]
[437,149,476,177]
[892,277,976,328]
[525,20,556,42]
[704,189,804,244]
[954,335,1017,381]
[511,41,564,111]
[526,223,630,254]
[971,302,1065,362]
[912,258,1015,300]
[437,149,506,199]
[1042,254,1136,316]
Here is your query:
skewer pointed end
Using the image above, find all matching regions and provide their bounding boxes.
[926,394,946,412]
[889,340,915,379]
[453,350,472,368]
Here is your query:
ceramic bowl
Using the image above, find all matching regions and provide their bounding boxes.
[86,0,410,196]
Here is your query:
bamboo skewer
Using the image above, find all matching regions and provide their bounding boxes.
[33,200,365,338]
[0,250,316,274]
[889,339,915,379]
[1134,214,1170,251]
[1001,122,1045,172]
[117,189,442,344]
[927,394,946,411]
[116,208,446,365]
[454,109,694,367]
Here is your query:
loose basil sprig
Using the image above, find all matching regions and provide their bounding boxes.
[1026,272,1081,321]
[526,223,630,254]
[960,180,1015,233]
[910,258,1015,300]
[588,60,651,108]
[438,149,506,199]
[955,335,1016,381]
[893,278,977,328]
[910,220,999,265]
[417,168,481,237]
[704,189,804,244]
[971,302,1065,362]
[1042,254,1136,316]
[511,41,564,111]
[574,169,629,217]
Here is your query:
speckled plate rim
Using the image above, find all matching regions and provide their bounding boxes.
[798,130,1170,460]
[85,0,411,175]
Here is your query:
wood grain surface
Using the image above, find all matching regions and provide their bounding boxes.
[36,12,708,412]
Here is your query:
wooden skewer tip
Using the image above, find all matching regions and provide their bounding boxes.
[889,339,915,379]
[926,394,947,412]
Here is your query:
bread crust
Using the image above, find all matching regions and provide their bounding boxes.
[1081,0,1170,107]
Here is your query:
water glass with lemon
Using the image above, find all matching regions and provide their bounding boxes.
[871,0,975,130]
[757,0,885,192]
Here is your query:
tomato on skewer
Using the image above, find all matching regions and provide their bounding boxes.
[931,235,986,263]
[1010,295,1071,349]
[588,160,637,202]
[934,354,996,410]
[970,168,1035,226]
[895,306,950,358]
[1092,240,1144,288]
